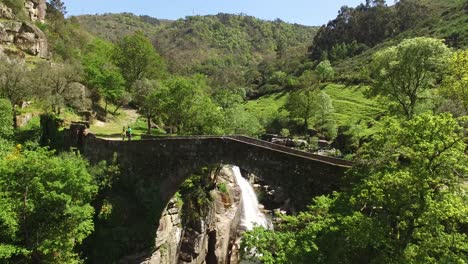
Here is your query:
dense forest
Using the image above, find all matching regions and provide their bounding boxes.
[0,0,467,263]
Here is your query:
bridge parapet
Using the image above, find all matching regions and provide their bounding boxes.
[80,133,351,212]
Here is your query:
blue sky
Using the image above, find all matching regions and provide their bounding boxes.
[63,0,365,26]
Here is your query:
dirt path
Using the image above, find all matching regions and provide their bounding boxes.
[90,108,140,140]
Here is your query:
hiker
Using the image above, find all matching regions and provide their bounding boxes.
[122,126,126,141]
[127,126,132,141]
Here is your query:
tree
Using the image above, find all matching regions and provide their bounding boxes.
[371,37,451,118]
[242,113,468,264]
[185,95,225,135]
[82,39,126,115]
[315,60,335,84]
[46,0,67,21]
[48,0,67,15]
[133,79,167,134]
[315,91,337,139]
[439,49,468,114]
[285,88,316,131]
[0,147,98,263]
[0,57,30,128]
[35,62,84,115]
[223,104,263,136]
[113,31,166,90]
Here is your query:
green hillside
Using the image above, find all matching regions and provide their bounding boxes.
[317,0,468,81]
[245,84,385,133]
[75,13,318,91]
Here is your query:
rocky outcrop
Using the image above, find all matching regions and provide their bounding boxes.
[143,166,242,264]
[0,20,48,58]
[0,3,14,19]
[24,0,47,23]
[0,0,48,58]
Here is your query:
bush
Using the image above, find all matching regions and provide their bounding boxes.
[0,99,13,138]
[217,183,228,194]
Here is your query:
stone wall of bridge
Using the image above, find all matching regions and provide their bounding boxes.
[81,134,351,211]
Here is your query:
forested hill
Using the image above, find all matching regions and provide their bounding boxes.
[311,0,468,81]
[74,13,318,89]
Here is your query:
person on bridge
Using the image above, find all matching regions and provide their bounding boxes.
[122,126,126,141]
[127,126,132,141]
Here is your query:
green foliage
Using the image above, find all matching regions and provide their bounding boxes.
[179,171,214,224]
[0,57,30,128]
[76,13,318,96]
[438,49,468,115]
[315,91,337,139]
[371,37,451,118]
[113,31,166,90]
[33,62,86,115]
[285,88,317,130]
[160,75,225,135]
[216,90,264,136]
[316,60,335,83]
[0,147,98,263]
[242,113,468,264]
[0,99,13,138]
[309,0,430,61]
[217,183,228,194]
[82,38,126,114]
[132,78,167,134]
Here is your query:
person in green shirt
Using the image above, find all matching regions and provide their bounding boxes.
[127,126,132,141]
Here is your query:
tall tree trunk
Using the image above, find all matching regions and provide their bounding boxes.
[146,112,151,135]
[112,102,123,116]
[12,104,17,129]
[104,100,108,117]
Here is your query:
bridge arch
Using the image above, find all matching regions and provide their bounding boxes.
[79,134,351,211]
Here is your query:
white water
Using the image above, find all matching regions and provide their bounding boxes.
[232,166,267,231]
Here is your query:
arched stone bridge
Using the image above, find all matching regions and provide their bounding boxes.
[78,133,352,211]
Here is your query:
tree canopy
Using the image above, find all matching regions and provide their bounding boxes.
[113,31,166,90]
[371,37,451,118]
[0,147,99,263]
[242,113,468,264]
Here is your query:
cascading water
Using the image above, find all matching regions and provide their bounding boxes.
[232,166,268,231]
[232,166,269,264]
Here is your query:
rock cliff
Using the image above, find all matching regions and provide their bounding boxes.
[143,166,242,264]
[24,0,46,23]
[0,0,48,58]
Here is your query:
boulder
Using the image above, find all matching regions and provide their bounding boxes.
[0,23,11,42]
[14,22,48,58]
[3,21,22,33]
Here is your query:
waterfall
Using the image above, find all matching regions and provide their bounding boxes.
[232,166,267,231]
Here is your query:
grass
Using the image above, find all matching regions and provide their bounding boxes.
[245,83,386,134]
[323,84,384,126]
[89,110,131,138]
[89,102,166,139]
[244,91,289,127]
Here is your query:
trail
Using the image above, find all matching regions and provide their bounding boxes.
[90,108,140,140]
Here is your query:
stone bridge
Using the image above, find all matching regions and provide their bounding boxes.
[78,133,352,211]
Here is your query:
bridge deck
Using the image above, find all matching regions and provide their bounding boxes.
[139,135,353,168]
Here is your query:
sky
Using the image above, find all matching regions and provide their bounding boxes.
[63,0,365,26]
